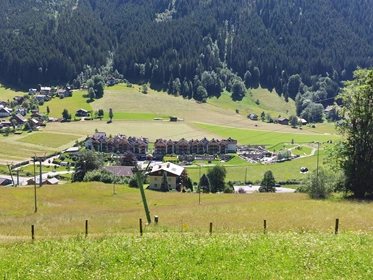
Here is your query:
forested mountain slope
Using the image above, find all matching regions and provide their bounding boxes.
[1,0,372,102]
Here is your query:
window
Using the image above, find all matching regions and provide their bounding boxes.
[154,177,158,181]
[154,183,157,188]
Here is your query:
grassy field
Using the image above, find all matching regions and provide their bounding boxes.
[1,232,373,279]
[0,85,26,100]
[1,182,373,237]
[194,123,341,146]
[17,132,81,148]
[39,91,92,117]
[2,183,373,278]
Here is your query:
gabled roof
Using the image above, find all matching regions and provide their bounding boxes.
[149,162,184,176]
[11,113,27,123]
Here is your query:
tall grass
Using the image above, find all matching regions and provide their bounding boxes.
[1,233,373,279]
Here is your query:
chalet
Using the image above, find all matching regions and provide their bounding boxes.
[15,107,27,116]
[298,118,308,125]
[76,108,88,117]
[104,166,134,177]
[0,101,7,107]
[57,89,72,98]
[0,106,12,117]
[35,95,46,102]
[31,112,45,120]
[248,113,258,121]
[40,87,51,95]
[0,120,12,128]
[13,96,24,105]
[0,177,13,186]
[29,88,37,95]
[106,77,117,86]
[10,113,27,125]
[277,117,289,125]
[148,162,185,190]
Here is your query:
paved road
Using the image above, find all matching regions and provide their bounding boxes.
[234,185,295,193]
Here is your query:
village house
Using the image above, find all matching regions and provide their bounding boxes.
[76,108,88,117]
[106,77,117,86]
[57,89,72,98]
[40,87,51,95]
[148,162,185,190]
[0,120,12,128]
[277,117,289,125]
[10,113,27,125]
[0,106,12,117]
[15,107,27,116]
[0,101,7,107]
[29,88,37,95]
[13,96,24,105]
[35,95,46,102]
[248,113,258,121]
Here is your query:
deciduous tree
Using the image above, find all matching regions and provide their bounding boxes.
[335,69,373,198]
[207,165,227,193]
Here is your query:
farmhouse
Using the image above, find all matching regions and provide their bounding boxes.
[57,89,72,98]
[248,113,258,121]
[13,96,24,105]
[277,117,289,125]
[76,108,88,117]
[0,106,12,117]
[35,95,46,102]
[85,132,149,157]
[40,87,51,95]
[29,88,37,95]
[10,113,27,125]
[148,162,184,190]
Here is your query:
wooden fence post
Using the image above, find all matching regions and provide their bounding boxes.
[85,220,88,238]
[209,222,213,235]
[335,218,339,234]
[139,218,143,236]
[264,220,267,234]
[31,225,35,240]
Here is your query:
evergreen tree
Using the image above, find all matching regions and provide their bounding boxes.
[259,170,276,192]
[199,173,210,193]
[109,108,114,122]
[207,165,227,193]
[160,172,169,192]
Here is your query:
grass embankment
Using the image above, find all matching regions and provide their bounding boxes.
[1,233,372,279]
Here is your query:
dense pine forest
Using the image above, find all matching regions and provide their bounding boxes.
[1,0,373,116]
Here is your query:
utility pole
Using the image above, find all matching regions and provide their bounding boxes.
[245,167,247,184]
[316,142,320,189]
[33,157,37,213]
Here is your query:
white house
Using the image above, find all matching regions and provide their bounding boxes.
[148,162,185,190]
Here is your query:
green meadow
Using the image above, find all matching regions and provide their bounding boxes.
[39,91,92,118]
[194,123,341,146]
[1,233,373,279]
[1,183,373,278]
